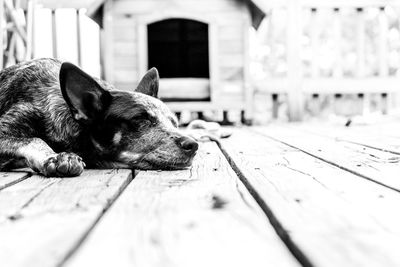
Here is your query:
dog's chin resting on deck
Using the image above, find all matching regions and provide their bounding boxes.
[0,58,198,177]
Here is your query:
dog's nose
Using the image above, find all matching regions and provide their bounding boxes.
[177,136,199,155]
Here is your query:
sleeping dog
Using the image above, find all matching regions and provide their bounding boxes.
[0,58,198,177]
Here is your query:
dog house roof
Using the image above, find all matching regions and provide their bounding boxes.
[87,0,266,29]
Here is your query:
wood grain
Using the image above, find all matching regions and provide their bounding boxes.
[0,169,132,267]
[253,126,400,191]
[64,143,299,267]
[219,128,400,267]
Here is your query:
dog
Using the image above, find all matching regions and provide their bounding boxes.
[0,58,198,177]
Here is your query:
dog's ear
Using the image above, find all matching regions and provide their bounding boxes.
[135,67,159,98]
[59,62,111,123]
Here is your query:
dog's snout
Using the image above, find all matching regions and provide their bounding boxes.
[177,136,199,155]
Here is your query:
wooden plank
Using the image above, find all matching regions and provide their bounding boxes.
[4,0,27,43]
[114,69,138,83]
[114,82,137,91]
[55,8,79,64]
[220,67,243,81]
[287,122,400,155]
[0,0,4,69]
[208,21,219,106]
[76,9,82,66]
[112,0,245,15]
[250,0,400,8]
[112,16,136,28]
[113,25,136,42]
[378,7,390,113]
[136,21,147,79]
[103,0,114,82]
[51,9,57,58]
[255,78,400,94]
[25,0,35,61]
[33,7,53,58]
[0,171,31,191]
[79,9,101,77]
[301,0,400,7]
[63,143,300,267]
[356,8,365,79]
[309,8,319,78]
[0,169,133,267]
[219,39,243,54]
[218,25,243,42]
[355,8,370,114]
[286,0,303,121]
[114,55,137,69]
[378,7,388,77]
[252,125,400,191]
[217,12,247,27]
[159,78,210,99]
[243,11,252,121]
[332,8,343,78]
[113,41,136,57]
[36,0,95,9]
[165,96,245,111]
[220,128,400,267]
[218,54,243,68]
[302,78,400,93]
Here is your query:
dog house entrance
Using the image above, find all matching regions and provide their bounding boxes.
[147,18,210,101]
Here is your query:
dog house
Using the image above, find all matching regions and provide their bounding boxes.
[88,0,264,120]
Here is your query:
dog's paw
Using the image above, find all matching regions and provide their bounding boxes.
[42,152,86,177]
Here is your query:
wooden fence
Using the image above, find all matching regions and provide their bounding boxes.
[254,0,400,121]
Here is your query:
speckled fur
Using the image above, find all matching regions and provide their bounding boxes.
[0,58,198,176]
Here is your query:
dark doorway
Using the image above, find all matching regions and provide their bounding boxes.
[147,18,209,78]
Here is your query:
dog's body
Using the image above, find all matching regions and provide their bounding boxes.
[0,58,198,177]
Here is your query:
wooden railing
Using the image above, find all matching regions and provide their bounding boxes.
[0,1,100,77]
[253,0,400,121]
[0,0,36,68]
[33,6,101,77]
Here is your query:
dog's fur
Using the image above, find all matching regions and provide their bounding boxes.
[0,58,198,177]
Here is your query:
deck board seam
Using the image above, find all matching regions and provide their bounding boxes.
[21,179,59,209]
[216,141,315,267]
[56,170,136,267]
[0,172,32,191]
[340,140,400,155]
[250,129,400,193]
[282,125,400,155]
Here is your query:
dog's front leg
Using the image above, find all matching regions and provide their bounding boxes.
[0,137,85,177]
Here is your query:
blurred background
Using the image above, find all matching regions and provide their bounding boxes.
[2,0,400,125]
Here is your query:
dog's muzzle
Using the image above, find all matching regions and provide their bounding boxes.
[176,136,199,157]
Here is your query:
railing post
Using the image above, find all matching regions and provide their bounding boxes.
[333,8,343,78]
[310,8,319,78]
[76,8,82,66]
[286,0,303,121]
[356,7,369,114]
[356,8,365,78]
[25,0,35,60]
[51,9,57,58]
[0,0,4,69]
[378,7,388,77]
[378,6,389,114]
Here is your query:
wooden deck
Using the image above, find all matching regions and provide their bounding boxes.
[2,121,400,267]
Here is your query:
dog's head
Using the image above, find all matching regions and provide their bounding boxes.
[59,62,198,169]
